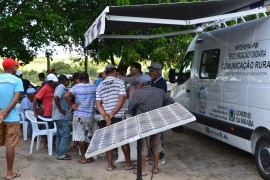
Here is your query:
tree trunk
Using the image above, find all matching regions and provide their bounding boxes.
[46,54,50,73]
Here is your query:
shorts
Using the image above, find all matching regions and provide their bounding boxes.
[72,116,93,143]
[98,117,123,129]
[142,133,162,156]
[0,122,21,148]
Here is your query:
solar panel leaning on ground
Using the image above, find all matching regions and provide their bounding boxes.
[85,102,196,159]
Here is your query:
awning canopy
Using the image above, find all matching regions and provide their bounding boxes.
[84,0,270,48]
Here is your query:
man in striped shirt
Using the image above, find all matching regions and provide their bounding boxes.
[65,72,96,164]
[96,64,135,171]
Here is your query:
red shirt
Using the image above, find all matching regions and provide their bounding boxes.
[35,84,55,117]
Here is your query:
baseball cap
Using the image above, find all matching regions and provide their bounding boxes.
[26,88,36,94]
[147,62,162,71]
[16,70,22,76]
[136,74,152,84]
[104,64,116,72]
[2,58,20,71]
[58,74,68,83]
[47,73,58,82]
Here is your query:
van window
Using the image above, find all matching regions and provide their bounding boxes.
[200,49,220,79]
[178,51,194,84]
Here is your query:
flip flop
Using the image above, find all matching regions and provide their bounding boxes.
[5,172,21,180]
[78,159,88,164]
[57,154,72,160]
[87,158,95,163]
[106,165,116,171]
[125,164,137,170]
[152,168,159,174]
[133,170,147,176]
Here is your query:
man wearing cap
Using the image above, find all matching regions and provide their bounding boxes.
[96,64,135,171]
[65,72,96,164]
[16,70,31,93]
[118,62,142,116]
[0,58,24,179]
[18,87,37,136]
[130,74,174,176]
[19,88,36,114]
[52,75,71,160]
[33,73,58,118]
[148,62,167,164]
[148,62,167,92]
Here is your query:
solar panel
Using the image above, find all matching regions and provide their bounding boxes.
[85,103,196,159]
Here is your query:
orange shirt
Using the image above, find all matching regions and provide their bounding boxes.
[35,84,55,117]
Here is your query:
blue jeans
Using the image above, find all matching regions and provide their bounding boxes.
[55,120,71,158]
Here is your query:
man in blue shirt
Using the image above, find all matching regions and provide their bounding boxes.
[53,74,71,160]
[0,58,24,180]
[65,72,96,164]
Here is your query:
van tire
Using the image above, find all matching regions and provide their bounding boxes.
[172,126,184,133]
[255,134,270,179]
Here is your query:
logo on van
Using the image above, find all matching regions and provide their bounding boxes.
[228,107,235,122]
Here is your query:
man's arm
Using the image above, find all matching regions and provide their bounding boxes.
[108,95,126,119]
[54,96,66,115]
[96,100,111,125]
[64,91,78,110]
[163,93,174,106]
[118,75,138,84]
[1,91,20,117]
[33,96,39,117]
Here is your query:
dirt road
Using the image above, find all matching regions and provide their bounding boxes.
[0,128,262,180]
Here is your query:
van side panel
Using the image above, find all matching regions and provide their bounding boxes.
[192,30,229,124]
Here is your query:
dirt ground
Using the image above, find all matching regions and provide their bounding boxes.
[0,128,262,180]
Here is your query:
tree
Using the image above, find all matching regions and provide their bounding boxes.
[0,0,197,72]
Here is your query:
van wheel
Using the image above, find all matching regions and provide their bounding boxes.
[255,134,270,179]
[172,126,184,133]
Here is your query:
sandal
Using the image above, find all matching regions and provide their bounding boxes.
[57,154,72,160]
[133,170,147,176]
[87,157,95,163]
[106,165,116,171]
[153,168,159,174]
[5,172,21,180]
[125,164,137,170]
[78,159,88,164]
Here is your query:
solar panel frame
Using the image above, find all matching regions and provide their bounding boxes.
[85,103,196,159]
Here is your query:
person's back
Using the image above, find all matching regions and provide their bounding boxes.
[65,72,96,164]
[97,76,126,118]
[0,58,24,179]
[69,82,96,118]
[132,86,171,115]
[130,74,173,176]
[0,73,23,122]
[33,73,58,117]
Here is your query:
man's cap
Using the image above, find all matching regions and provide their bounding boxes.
[136,74,152,84]
[16,70,23,76]
[2,58,20,71]
[26,88,36,94]
[58,74,68,83]
[104,64,116,72]
[147,62,162,71]
[47,73,58,82]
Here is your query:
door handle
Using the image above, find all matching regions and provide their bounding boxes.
[186,89,191,93]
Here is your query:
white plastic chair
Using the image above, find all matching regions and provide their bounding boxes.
[25,110,57,156]
[38,115,57,156]
[19,112,29,141]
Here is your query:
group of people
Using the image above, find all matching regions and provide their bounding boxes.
[0,57,174,179]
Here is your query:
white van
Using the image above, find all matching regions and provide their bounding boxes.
[169,16,270,179]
